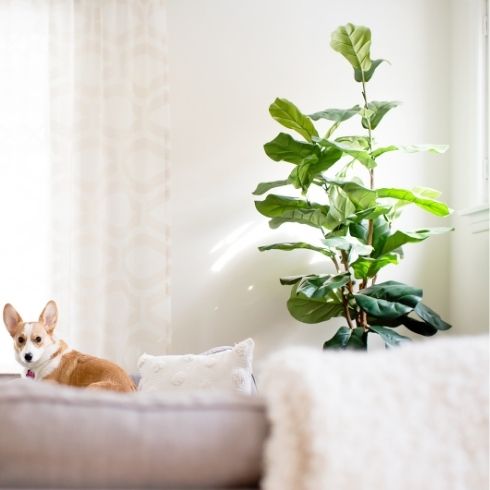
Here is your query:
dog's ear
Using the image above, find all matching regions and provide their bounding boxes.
[3,304,22,337]
[39,300,58,334]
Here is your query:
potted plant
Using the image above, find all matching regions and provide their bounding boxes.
[253,23,453,349]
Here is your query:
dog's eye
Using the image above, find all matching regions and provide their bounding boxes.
[35,336,42,343]
[18,337,25,344]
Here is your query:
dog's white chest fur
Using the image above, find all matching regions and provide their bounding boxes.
[30,341,69,380]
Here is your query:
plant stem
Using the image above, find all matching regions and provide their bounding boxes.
[342,293,355,330]
[360,77,373,152]
[359,72,374,328]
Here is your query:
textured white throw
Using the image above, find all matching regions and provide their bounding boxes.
[260,336,489,490]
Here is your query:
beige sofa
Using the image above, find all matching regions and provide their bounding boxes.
[0,378,268,489]
[1,336,487,490]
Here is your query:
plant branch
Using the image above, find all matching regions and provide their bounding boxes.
[331,255,341,273]
[342,290,355,330]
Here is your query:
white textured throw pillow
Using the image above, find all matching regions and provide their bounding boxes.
[137,338,255,395]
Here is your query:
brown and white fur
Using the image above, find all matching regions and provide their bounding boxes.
[3,301,135,393]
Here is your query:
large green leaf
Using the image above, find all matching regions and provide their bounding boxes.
[327,139,377,169]
[315,149,344,173]
[255,194,314,217]
[350,205,392,223]
[369,325,411,347]
[401,316,438,336]
[309,105,361,122]
[371,145,399,159]
[381,227,453,255]
[326,179,377,210]
[355,281,422,320]
[354,58,386,82]
[314,136,376,168]
[266,214,330,230]
[371,217,391,257]
[255,194,330,229]
[350,216,391,258]
[385,187,445,221]
[323,235,370,250]
[355,294,413,320]
[346,151,377,169]
[377,188,452,216]
[323,326,351,349]
[368,315,438,336]
[330,23,372,73]
[269,98,318,142]
[287,291,344,324]
[326,186,356,228]
[351,254,399,279]
[400,144,448,154]
[359,281,422,306]
[349,221,368,242]
[371,144,448,159]
[361,100,400,130]
[323,326,368,350]
[252,180,290,196]
[295,273,351,299]
[346,327,369,350]
[258,241,335,258]
[288,144,343,191]
[334,136,370,150]
[414,302,452,331]
[264,133,319,164]
[288,155,320,191]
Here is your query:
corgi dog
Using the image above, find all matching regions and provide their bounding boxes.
[3,300,135,393]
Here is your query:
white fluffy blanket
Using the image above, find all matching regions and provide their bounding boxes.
[259,336,489,490]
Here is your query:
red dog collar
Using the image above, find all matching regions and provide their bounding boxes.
[26,369,35,379]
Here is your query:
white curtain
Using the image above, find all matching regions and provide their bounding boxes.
[0,0,170,372]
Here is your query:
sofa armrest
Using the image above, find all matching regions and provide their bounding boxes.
[0,380,268,489]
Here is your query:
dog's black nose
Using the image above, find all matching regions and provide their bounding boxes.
[24,353,33,362]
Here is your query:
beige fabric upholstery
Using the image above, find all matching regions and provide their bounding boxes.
[0,380,268,489]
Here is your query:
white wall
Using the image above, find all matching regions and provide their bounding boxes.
[166,0,453,363]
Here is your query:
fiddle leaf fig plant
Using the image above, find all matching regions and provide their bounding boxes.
[253,23,453,350]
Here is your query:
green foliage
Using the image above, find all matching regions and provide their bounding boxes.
[323,326,368,350]
[253,23,453,350]
[361,101,400,130]
[309,105,361,122]
[368,325,410,346]
[354,59,386,83]
[269,98,318,142]
[330,23,372,73]
[354,281,422,320]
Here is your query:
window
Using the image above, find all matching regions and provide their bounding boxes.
[0,6,50,371]
[450,0,489,214]
[484,0,489,202]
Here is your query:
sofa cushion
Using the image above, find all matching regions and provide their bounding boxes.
[138,338,255,395]
[0,379,268,489]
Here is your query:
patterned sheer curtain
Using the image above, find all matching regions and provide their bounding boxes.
[0,0,170,372]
